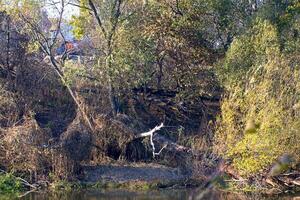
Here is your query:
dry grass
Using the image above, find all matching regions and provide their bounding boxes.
[0,118,51,181]
[0,86,20,128]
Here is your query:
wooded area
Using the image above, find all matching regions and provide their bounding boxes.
[0,0,299,197]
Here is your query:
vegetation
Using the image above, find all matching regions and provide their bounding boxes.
[0,173,23,194]
[0,0,299,196]
[215,2,300,176]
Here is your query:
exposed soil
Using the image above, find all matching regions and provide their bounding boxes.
[82,163,190,183]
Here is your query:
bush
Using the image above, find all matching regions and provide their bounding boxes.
[215,19,300,176]
[0,173,23,194]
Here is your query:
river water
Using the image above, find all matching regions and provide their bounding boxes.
[16,189,298,200]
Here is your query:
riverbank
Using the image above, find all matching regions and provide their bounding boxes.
[1,161,299,199]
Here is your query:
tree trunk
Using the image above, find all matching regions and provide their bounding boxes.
[49,56,94,132]
[157,58,163,90]
[106,51,118,116]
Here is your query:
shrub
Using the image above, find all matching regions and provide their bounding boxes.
[215,19,300,176]
[0,173,23,194]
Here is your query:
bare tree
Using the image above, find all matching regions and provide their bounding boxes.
[20,0,94,131]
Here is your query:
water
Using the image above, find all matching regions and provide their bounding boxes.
[15,189,299,200]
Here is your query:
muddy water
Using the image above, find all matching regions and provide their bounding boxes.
[17,189,298,200]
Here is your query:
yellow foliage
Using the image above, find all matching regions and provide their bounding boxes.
[215,19,300,177]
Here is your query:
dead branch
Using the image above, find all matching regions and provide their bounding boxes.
[0,169,37,189]
[137,123,166,158]
[18,188,38,198]
[137,123,164,138]
[136,122,194,158]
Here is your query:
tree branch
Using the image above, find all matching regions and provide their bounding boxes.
[137,123,166,158]
[68,2,92,11]
[88,0,107,39]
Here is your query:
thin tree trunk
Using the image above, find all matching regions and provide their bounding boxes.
[157,59,163,90]
[88,0,122,117]
[6,16,10,80]
[49,56,94,132]
[106,50,117,116]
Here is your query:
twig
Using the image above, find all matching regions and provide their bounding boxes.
[68,2,92,11]
[154,144,168,156]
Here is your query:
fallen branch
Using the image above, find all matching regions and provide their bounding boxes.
[16,177,38,189]
[18,188,37,198]
[136,123,194,158]
[0,169,37,189]
[137,123,164,138]
[137,123,166,158]
[154,134,190,153]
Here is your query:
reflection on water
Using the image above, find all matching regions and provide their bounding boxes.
[9,189,300,200]
[20,189,190,200]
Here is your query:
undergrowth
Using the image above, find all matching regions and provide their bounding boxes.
[0,173,24,195]
[215,18,300,176]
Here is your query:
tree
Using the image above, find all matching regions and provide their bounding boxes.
[12,0,94,131]
[69,0,143,116]
[215,1,300,176]
[70,0,231,117]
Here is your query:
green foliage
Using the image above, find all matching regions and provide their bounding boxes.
[63,61,89,87]
[218,19,280,87]
[70,16,86,40]
[90,180,155,190]
[69,0,91,40]
[109,0,223,99]
[0,173,23,194]
[215,17,300,176]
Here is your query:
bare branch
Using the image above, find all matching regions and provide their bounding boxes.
[68,2,92,11]
[88,0,107,39]
[138,123,164,137]
[0,169,37,189]
[108,0,122,45]
[137,123,166,158]
[49,0,65,49]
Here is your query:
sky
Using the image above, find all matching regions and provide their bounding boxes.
[2,0,79,20]
[44,0,79,21]
[44,1,80,40]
